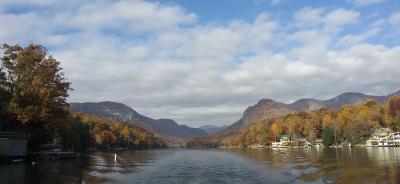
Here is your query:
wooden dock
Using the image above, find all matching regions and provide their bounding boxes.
[30,151,77,160]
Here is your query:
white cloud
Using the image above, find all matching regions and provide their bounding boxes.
[0,1,399,127]
[294,7,325,27]
[293,7,359,32]
[324,8,359,31]
[337,19,384,46]
[68,0,197,32]
[389,12,400,27]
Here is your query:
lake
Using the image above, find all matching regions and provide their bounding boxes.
[1,147,400,184]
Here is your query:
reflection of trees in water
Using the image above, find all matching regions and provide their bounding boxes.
[3,149,400,183]
[366,147,400,164]
[85,150,157,182]
[363,147,400,183]
[0,150,158,184]
[233,148,400,183]
[18,158,92,184]
[0,163,25,184]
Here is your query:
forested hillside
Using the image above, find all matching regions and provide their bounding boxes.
[188,97,400,148]
[70,102,207,140]
[217,90,400,136]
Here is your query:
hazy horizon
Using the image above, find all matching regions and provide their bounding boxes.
[1,0,400,127]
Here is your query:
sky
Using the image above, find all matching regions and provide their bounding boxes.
[1,0,400,127]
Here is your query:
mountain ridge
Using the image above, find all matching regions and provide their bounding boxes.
[199,125,228,133]
[69,101,207,140]
[217,90,400,136]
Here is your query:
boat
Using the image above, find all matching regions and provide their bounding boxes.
[303,141,312,148]
[271,142,281,148]
[271,142,290,148]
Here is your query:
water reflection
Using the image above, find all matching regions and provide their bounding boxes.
[0,148,400,183]
[0,163,25,184]
[232,147,400,183]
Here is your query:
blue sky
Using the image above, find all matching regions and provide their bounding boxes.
[1,0,400,127]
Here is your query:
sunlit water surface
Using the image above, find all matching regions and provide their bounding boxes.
[1,147,400,184]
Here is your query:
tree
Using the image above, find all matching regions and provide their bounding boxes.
[0,68,10,127]
[253,123,268,145]
[389,96,400,119]
[322,114,333,128]
[270,123,282,141]
[304,118,318,142]
[321,126,334,146]
[287,116,302,135]
[1,44,72,124]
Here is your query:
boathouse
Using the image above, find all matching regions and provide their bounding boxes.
[366,128,400,147]
[0,132,28,157]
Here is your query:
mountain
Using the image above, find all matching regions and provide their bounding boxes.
[217,90,400,136]
[217,99,296,136]
[199,125,228,134]
[388,90,400,97]
[69,101,207,140]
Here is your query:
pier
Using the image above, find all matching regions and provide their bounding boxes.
[29,151,77,160]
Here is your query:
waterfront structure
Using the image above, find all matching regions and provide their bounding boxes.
[248,144,264,148]
[271,135,292,148]
[314,139,323,147]
[366,128,400,147]
[0,132,28,157]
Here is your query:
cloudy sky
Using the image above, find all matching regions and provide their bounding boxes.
[1,0,400,127]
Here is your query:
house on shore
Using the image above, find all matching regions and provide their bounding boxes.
[272,135,292,148]
[366,128,400,147]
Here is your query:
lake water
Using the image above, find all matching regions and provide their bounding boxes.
[1,147,400,184]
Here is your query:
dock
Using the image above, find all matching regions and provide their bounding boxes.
[29,151,77,160]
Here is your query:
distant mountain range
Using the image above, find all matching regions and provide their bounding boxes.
[217,90,400,136]
[198,125,228,134]
[69,102,207,140]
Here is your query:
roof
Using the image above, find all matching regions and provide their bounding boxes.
[0,132,28,139]
[373,128,393,134]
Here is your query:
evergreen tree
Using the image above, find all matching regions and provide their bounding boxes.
[321,126,334,146]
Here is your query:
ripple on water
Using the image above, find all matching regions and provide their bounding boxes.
[9,147,400,184]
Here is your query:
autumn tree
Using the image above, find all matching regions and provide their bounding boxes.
[303,119,318,143]
[389,96,400,119]
[0,44,73,146]
[0,68,10,124]
[1,44,72,124]
[270,123,282,141]
[322,114,334,128]
[287,115,303,144]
